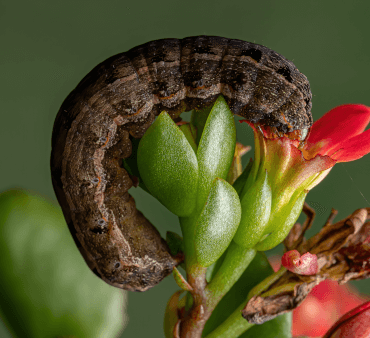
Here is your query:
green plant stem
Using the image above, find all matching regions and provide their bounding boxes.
[179,215,200,273]
[179,216,260,337]
[247,265,287,300]
[204,262,287,338]
[205,242,256,310]
[204,300,255,338]
[179,215,208,338]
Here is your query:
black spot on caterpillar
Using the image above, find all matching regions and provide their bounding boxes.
[50,35,312,291]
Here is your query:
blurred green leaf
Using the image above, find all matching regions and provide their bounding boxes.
[0,190,127,338]
[138,111,199,217]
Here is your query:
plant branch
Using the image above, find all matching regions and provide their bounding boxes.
[178,242,256,337]
[179,264,208,338]
[206,242,256,310]
[179,215,208,338]
[204,301,254,338]
[204,266,286,338]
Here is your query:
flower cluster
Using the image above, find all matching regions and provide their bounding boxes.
[238,104,370,251]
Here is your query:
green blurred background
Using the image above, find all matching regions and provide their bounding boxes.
[1,0,370,337]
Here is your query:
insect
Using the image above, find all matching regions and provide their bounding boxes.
[50,36,312,291]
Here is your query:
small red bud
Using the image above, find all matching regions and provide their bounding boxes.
[281,250,318,275]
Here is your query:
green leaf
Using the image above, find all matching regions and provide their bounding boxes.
[138,111,199,217]
[194,178,241,267]
[196,95,236,210]
[239,313,292,338]
[233,170,272,249]
[172,267,192,291]
[0,190,126,338]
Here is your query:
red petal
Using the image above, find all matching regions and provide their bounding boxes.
[330,128,370,162]
[323,301,370,338]
[308,105,370,151]
[293,281,366,337]
[292,295,334,337]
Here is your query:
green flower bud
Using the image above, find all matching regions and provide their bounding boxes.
[194,178,241,267]
[255,190,307,251]
[233,169,272,249]
[138,111,199,217]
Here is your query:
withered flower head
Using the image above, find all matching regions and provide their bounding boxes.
[242,205,370,324]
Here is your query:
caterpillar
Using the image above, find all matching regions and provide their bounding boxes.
[50,35,312,292]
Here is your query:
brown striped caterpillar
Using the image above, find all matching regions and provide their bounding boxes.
[50,36,312,291]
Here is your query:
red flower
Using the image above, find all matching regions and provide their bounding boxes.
[242,104,370,190]
[293,281,367,338]
[240,104,370,250]
[323,300,370,338]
